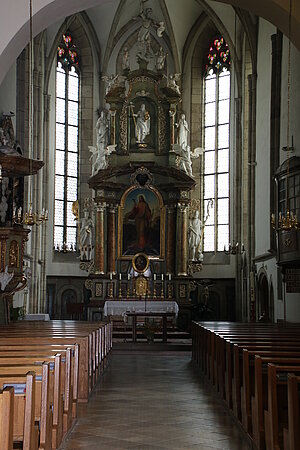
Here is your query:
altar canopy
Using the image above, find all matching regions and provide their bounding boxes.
[103,300,179,317]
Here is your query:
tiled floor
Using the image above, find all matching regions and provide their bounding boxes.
[61,351,251,450]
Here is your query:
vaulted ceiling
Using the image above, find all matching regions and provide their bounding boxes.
[0,0,299,84]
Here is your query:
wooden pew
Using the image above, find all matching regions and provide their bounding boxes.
[0,363,52,450]
[264,364,300,450]
[0,352,73,443]
[249,355,300,449]
[0,321,110,402]
[0,371,38,450]
[283,374,300,450]
[0,386,14,450]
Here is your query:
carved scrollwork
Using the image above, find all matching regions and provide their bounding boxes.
[84,279,93,291]
[80,261,95,274]
[158,103,166,152]
[119,103,128,152]
[188,261,203,275]
[130,167,153,187]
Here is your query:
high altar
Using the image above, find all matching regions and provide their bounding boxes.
[79,7,202,328]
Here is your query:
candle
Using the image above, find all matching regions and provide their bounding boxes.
[154,274,156,281]
[119,273,122,280]
[109,272,112,280]
[128,273,130,280]
[161,274,164,281]
[168,273,171,281]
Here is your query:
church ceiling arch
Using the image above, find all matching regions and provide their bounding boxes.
[1,0,298,86]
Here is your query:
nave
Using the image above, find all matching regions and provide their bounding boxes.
[61,351,251,450]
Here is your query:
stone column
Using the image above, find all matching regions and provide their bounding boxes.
[94,203,106,274]
[107,204,117,274]
[166,205,176,274]
[176,203,188,276]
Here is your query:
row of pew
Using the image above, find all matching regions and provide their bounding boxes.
[0,320,112,450]
[192,321,300,450]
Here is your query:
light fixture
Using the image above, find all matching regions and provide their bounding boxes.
[224,242,245,255]
[271,0,298,231]
[13,0,48,227]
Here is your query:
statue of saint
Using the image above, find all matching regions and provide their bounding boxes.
[134,0,165,62]
[188,210,203,261]
[122,47,130,71]
[155,46,166,70]
[96,111,109,151]
[79,210,94,261]
[133,104,150,143]
[176,113,189,149]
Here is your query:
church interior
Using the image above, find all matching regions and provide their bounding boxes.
[0,0,299,449]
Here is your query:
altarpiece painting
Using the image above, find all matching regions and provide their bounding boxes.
[119,187,165,259]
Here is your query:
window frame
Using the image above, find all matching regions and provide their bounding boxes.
[54,34,80,252]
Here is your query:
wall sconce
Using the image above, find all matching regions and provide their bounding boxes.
[224,242,245,255]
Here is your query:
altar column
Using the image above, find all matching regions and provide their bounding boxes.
[107,204,117,274]
[166,205,176,274]
[176,203,188,276]
[95,203,106,274]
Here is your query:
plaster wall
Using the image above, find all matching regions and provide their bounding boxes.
[0,64,16,125]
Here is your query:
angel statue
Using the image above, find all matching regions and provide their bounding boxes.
[164,73,181,95]
[102,74,119,95]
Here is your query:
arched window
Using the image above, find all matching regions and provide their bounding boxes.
[54,33,79,251]
[203,37,230,252]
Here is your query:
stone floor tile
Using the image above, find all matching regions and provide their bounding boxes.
[61,352,251,450]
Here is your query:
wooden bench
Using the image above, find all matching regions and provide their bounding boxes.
[283,374,300,450]
[0,386,14,450]
[0,371,38,450]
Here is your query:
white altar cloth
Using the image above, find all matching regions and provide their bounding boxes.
[103,300,179,317]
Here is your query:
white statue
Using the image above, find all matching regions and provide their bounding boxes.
[122,47,130,71]
[79,210,94,261]
[96,111,109,151]
[102,74,119,95]
[176,113,189,149]
[188,210,203,261]
[134,0,165,62]
[164,73,181,95]
[133,103,150,143]
[155,46,166,70]
[0,266,14,291]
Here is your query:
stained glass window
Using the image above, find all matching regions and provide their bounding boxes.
[203,36,230,252]
[54,32,79,251]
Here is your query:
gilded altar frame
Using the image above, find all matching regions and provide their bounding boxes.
[118,185,165,260]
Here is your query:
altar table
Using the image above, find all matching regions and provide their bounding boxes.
[126,311,176,343]
[103,300,179,317]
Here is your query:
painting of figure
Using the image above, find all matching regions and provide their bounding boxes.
[120,188,162,258]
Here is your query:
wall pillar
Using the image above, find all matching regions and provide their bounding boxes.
[166,205,176,274]
[107,204,117,274]
[176,203,188,276]
[95,203,106,274]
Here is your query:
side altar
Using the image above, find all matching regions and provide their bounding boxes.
[78,4,205,330]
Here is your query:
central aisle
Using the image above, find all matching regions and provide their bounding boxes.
[61,352,251,450]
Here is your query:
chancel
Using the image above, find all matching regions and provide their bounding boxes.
[0,0,299,448]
